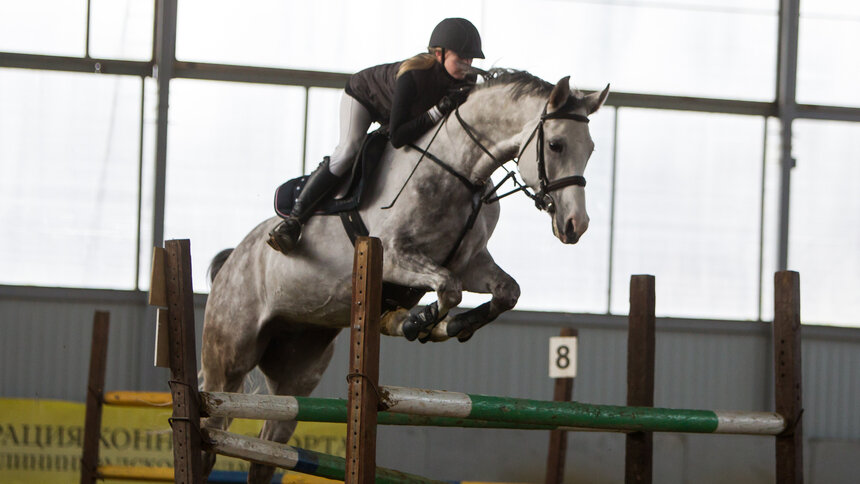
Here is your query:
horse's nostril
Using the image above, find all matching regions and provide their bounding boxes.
[565,219,577,241]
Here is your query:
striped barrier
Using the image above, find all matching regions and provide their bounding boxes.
[194,389,784,435]
[375,386,785,436]
[103,390,555,430]
[157,238,803,484]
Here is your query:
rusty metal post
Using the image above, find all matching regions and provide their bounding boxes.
[626,275,655,484]
[80,311,110,484]
[345,237,383,484]
[164,239,202,484]
[774,271,803,483]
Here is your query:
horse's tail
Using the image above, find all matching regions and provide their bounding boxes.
[208,248,234,284]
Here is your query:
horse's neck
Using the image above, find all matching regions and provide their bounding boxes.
[446,88,545,183]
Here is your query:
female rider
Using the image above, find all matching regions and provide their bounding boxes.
[268,17,484,254]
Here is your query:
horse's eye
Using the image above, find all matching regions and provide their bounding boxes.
[548,140,564,153]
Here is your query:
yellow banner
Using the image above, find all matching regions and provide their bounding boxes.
[0,398,346,484]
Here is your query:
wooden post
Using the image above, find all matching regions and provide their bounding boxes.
[626,275,655,484]
[545,327,577,484]
[164,239,203,484]
[774,271,803,484]
[80,311,110,484]
[345,237,383,484]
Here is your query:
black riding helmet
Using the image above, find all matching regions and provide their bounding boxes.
[428,18,484,59]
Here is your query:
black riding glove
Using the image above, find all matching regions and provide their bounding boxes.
[435,86,472,116]
[448,85,472,105]
[435,95,458,116]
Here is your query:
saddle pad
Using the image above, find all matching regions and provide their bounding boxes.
[274,129,389,217]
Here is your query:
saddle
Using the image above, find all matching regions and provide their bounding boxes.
[274,129,389,219]
[272,129,426,312]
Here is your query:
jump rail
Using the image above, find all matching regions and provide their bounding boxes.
[192,388,785,435]
[160,238,802,484]
[339,238,803,484]
[159,239,449,484]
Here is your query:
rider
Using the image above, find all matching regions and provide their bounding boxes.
[267,18,485,254]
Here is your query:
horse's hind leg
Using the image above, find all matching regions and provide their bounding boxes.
[199,314,265,477]
[246,325,340,484]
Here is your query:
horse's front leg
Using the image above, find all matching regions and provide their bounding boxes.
[382,248,462,342]
[444,249,520,342]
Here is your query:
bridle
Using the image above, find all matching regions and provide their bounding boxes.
[515,101,590,212]
[382,95,591,266]
[455,97,590,213]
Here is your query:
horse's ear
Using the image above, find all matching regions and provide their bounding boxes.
[548,76,571,112]
[584,84,610,115]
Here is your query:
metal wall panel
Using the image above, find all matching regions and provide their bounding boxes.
[803,337,860,440]
[1,288,859,482]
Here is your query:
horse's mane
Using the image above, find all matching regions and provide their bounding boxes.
[475,68,586,107]
[476,68,553,100]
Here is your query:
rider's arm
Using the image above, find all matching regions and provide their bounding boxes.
[389,73,441,149]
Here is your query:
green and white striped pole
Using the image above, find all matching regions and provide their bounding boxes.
[201,388,785,435]
[376,386,786,436]
[200,392,555,430]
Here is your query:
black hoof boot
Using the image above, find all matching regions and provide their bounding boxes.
[402,302,440,342]
[267,218,302,254]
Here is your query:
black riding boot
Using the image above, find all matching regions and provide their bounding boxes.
[268,157,341,254]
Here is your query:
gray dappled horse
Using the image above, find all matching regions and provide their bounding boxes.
[201,69,609,482]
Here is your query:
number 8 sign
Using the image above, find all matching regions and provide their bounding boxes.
[549,336,577,378]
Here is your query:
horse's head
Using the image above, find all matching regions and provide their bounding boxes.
[517,76,609,244]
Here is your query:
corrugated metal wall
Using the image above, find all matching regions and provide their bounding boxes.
[2,287,859,483]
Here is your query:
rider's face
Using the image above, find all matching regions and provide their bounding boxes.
[437,50,473,80]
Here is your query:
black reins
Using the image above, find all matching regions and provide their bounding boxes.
[380,96,591,266]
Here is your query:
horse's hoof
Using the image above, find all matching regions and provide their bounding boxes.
[446,319,475,343]
[446,302,491,343]
[402,302,439,342]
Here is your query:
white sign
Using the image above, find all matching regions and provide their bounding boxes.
[549,336,577,378]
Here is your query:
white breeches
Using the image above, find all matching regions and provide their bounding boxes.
[328,93,374,177]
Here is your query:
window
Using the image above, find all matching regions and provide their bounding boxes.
[89,0,155,61]
[163,79,305,290]
[484,0,778,100]
[0,70,144,288]
[797,0,860,107]
[0,1,86,56]
[788,120,860,326]
[175,0,485,73]
[610,108,765,320]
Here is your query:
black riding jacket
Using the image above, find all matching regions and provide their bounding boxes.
[345,59,475,148]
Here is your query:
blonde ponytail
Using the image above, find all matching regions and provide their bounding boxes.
[397,48,442,78]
